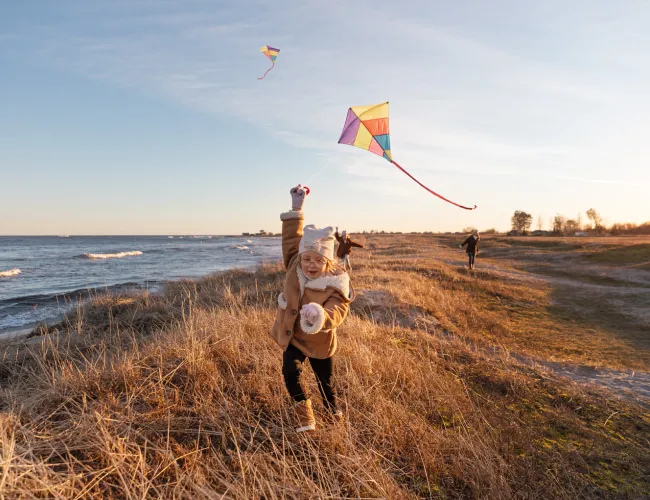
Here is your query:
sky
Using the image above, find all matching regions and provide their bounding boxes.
[1,0,649,235]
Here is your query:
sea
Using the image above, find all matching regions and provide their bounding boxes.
[0,235,282,338]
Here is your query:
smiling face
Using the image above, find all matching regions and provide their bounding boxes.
[300,251,329,279]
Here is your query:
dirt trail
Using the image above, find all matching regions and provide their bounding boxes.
[525,358,650,407]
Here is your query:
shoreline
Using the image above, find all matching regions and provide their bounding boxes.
[0,261,271,342]
[0,325,35,341]
[0,236,283,338]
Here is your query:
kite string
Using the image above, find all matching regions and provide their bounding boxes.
[258,63,275,80]
[304,159,332,185]
[391,160,477,210]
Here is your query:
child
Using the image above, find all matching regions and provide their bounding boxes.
[270,185,355,433]
[334,227,364,272]
[460,229,480,270]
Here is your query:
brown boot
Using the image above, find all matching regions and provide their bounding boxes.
[294,399,316,433]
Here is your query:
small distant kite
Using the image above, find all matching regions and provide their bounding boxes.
[338,102,477,210]
[258,45,280,80]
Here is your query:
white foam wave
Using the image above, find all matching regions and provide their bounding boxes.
[233,245,249,250]
[82,251,143,260]
[246,240,253,243]
[0,268,21,278]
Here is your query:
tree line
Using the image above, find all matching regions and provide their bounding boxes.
[510,209,650,236]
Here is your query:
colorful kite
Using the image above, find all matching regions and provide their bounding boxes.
[338,102,477,210]
[258,45,280,80]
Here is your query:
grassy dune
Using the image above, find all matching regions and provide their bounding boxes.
[1,235,649,498]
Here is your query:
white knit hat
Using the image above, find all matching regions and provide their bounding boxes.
[299,225,335,261]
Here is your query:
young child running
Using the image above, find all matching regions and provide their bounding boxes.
[270,185,355,433]
[334,227,364,272]
[460,229,480,270]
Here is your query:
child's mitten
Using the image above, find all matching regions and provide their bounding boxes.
[300,303,320,324]
[290,185,307,211]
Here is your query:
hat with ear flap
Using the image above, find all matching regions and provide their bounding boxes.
[299,225,335,261]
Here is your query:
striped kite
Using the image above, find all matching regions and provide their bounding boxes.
[338,102,477,210]
[258,45,280,80]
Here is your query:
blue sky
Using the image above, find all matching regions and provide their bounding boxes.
[1,0,649,235]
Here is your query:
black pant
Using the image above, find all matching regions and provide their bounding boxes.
[282,343,336,411]
[468,253,475,268]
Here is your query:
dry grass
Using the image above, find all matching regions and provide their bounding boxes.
[408,234,650,370]
[1,239,649,498]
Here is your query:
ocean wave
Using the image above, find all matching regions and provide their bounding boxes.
[81,251,143,260]
[0,268,21,278]
[233,245,249,251]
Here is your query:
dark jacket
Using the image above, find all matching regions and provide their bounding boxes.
[335,232,364,258]
[461,235,480,254]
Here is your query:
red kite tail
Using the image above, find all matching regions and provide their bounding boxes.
[257,63,275,80]
[391,161,477,210]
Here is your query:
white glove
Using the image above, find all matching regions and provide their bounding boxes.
[290,185,307,211]
[300,303,320,324]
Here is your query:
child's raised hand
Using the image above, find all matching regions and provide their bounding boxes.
[290,185,307,211]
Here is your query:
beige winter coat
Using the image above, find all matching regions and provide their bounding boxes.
[269,210,355,359]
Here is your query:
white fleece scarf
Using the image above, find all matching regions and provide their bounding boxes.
[278,267,351,311]
[296,267,351,299]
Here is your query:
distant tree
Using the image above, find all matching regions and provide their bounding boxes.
[536,215,543,231]
[564,219,579,234]
[586,208,604,233]
[461,226,476,234]
[576,213,583,231]
[483,228,497,234]
[552,214,566,235]
[511,210,533,235]
[610,222,648,235]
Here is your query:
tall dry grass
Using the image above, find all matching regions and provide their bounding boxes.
[1,252,649,498]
